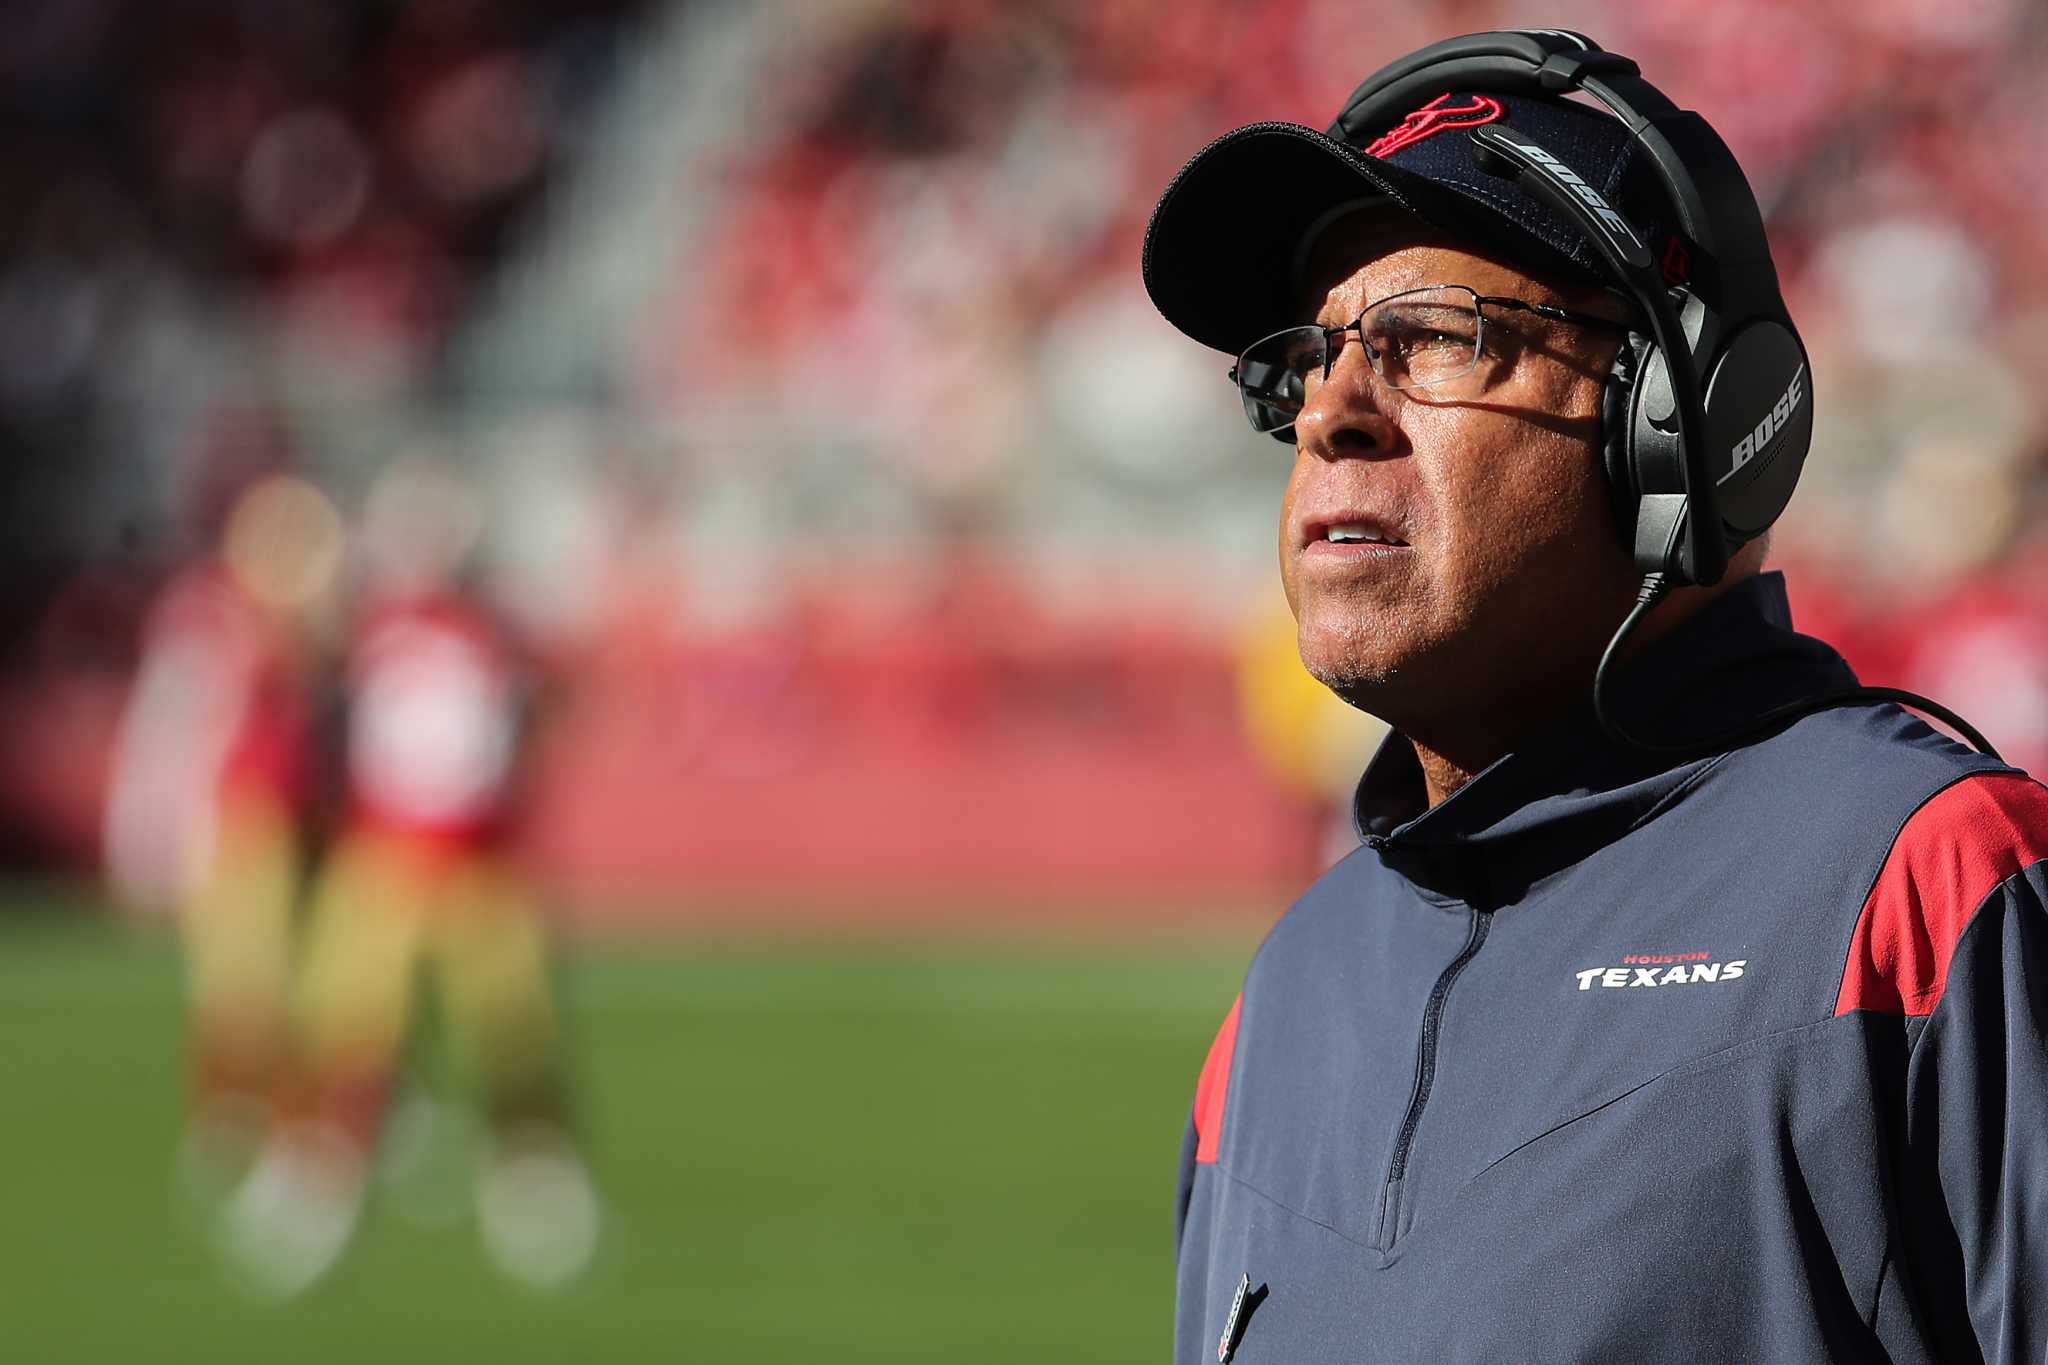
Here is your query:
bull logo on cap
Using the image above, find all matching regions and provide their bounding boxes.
[1362,93,1504,159]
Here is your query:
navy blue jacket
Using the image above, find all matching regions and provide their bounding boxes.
[1177,573,2048,1363]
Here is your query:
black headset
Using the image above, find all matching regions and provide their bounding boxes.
[1325,29,2000,759]
[1330,28,1810,589]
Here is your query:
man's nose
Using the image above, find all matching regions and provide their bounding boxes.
[1293,341,1400,461]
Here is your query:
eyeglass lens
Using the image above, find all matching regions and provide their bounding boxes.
[1234,286,1485,434]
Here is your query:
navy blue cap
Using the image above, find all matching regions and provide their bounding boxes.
[1142,90,1672,356]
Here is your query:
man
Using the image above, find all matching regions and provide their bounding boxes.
[103,471,342,1207]
[1142,31,2048,1364]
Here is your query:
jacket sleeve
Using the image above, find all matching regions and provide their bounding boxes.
[1895,838,2048,1361]
[1174,1111,1200,1254]
[1178,993,1242,1257]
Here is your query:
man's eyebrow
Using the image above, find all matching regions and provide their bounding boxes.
[1307,290,1356,327]
[1307,278,1430,326]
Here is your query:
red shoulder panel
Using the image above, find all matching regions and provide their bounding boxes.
[1835,772,2048,1016]
[1193,994,1243,1165]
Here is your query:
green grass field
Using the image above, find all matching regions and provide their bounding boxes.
[0,890,1258,1362]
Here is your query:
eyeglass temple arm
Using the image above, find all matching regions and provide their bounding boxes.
[1478,295,1636,332]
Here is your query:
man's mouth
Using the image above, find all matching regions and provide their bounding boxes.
[1303,509,1412,552]
[1321,521,1408,546]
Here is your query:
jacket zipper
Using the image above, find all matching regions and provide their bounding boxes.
[1376,904,1492,1249]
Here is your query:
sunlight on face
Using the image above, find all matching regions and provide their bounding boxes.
[1276,216,1635,730]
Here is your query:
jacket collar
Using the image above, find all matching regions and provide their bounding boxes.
[1352,572,1857,902]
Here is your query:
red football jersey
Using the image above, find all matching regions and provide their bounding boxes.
[341,592,524,845]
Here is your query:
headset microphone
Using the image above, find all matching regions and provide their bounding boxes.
[1473,114,2002,759]
[1322,28,2005,762]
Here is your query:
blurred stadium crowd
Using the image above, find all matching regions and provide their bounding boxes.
[3,0,2047,902]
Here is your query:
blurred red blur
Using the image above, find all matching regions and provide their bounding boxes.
[2,0,2043,912]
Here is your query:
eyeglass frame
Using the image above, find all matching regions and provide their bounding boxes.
[1227,284,1637,440]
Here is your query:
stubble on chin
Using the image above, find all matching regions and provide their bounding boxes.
[1294,606,1407,715]
[1292,574,1487,724]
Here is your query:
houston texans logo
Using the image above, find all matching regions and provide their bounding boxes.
[1362,93,1505,159]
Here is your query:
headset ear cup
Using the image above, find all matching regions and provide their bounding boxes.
[1601,334,1648,548]
[1700,321,1811,549]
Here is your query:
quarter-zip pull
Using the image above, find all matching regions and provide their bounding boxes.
[1217,1273,1251,1363]
[1216,1274,1267,1363]
[1377,1174,1406,1248]
[1375,903,1492,1249]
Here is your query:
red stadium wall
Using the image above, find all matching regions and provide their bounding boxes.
[2,622,1322,916]
[519,611,1322,912]
[24,567,2024,917]
[525,722,1316,910]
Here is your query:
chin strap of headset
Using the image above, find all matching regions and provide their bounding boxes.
[1593,574,2005,761]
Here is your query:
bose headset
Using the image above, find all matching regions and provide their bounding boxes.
[1328,29,2000,759]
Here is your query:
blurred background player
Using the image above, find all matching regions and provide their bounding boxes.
[226,456,599,1297]
[103,459,345,1213]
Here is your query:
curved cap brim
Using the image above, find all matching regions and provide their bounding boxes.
[1141,121,1591,357]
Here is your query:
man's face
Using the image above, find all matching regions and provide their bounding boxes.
[1279,216,1636,730]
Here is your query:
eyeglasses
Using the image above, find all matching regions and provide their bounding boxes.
[1228,284,1633,441]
